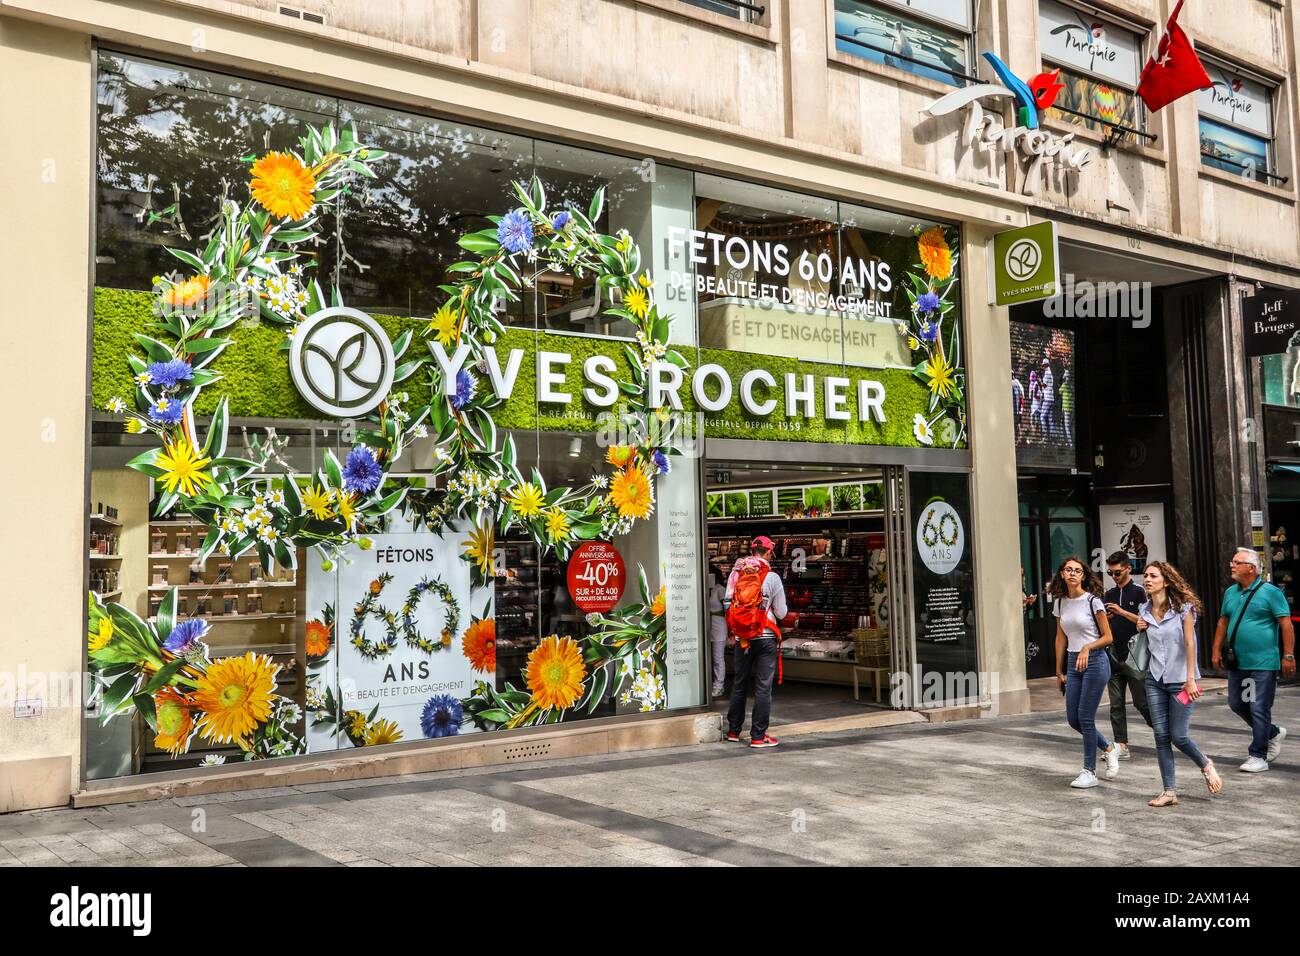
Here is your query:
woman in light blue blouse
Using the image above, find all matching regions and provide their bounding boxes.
[1112,561,1223,806]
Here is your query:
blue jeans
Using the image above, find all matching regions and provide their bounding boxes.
[1145,676,1209,790]
[1065,650,1112,771]
[1226,669,1280,759]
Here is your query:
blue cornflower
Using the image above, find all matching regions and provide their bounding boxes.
[916,292,941,315]
[421,693,463,738]
[146,359,194,389]
[149,399,184,425]
[551,210,571,231]
[497,209,533,254]
[163,617,209,655]
[918,319,940,343]
[652,449,671,476]
[343,445,383,495]
[452,369,477,410]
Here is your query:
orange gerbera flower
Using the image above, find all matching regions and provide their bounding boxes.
[162,274,212,309]
[249,151,317,220]
[192,652,278,745]
[650,585,667,617]
[369,579,383,595]
[153,687,196,756]
[462,618,497,673]
[525,634,586,711]
[917,227,953,282]
[609,465,653,520]
[606,445,637,468]
[305,619,332,658]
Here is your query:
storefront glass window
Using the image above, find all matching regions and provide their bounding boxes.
[337,102,535,323]
[96,53,339,292]
[87,50,704,780]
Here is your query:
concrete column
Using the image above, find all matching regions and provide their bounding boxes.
[964,224,1030,716]
[783,0,826,144]
[0,16,93,810]
[476,0,531,73]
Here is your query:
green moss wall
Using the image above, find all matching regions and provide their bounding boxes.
[93,288,960,449]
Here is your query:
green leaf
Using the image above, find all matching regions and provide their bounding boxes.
[141,658,188,696]
[202,397,230,459]
[101,671,141,719]
[458,232,500,255]
[638,565,651,607]
[588,185,606,223]
[182,337,231,354]
[323,449,344,488]
[166,248,207,272]
[155,588,177,644]
[132,334,174,363]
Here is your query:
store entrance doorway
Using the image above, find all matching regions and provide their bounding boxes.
[704,458,910,728]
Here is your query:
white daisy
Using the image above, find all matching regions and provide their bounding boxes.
[105,397,127,414]
[913,413,935,447]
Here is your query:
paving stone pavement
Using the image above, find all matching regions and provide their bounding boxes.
[3,687,1298,867]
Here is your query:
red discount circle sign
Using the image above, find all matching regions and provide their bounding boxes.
[566,541,626,613]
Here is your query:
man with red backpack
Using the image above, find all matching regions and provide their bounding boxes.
[723,535,790,749]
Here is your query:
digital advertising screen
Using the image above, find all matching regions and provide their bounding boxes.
[1011,321,1077,470]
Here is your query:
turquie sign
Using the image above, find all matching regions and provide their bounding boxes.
[924,53,1096,196]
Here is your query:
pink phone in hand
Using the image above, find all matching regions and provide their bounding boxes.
[1176,684,1199,705]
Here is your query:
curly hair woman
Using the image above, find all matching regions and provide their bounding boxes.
[1110,561,1222,806]
[1050,556,1120,788]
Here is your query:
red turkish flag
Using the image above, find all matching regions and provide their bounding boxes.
[1137,0,1212,112]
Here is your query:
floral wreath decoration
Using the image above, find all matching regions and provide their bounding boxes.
[91,121,689,759]
[347,572,460,659]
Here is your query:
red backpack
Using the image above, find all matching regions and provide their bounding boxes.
[727,566,776,647]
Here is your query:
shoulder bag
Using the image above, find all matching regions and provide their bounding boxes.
[1224,582,1263,670]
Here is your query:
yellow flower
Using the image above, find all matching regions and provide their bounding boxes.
[651,585,666,617]
[428,301,461,347]
[609,465,653,520]
[463,520,495,577]
[923,354,958,400]
[638,272,654,288]
[623,285,649,319]
[507,483,545,519]
[125,418,146,434]
[347,710,368,737]
[302,484,334,521]
[154,687,195,756]
[249,151,317,220]
[336,492,357,529]
[162,275,212,309]
[908,336,919,350]
[156,438,213,498]
[363,718,403,746]
[88,617,113,653]
[605,445,636,467]
[525,635,587,711]
[192,652,278,745]
[917,227,953,282]
[544,507,571,541]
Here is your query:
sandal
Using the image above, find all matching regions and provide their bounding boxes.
[1148,790,1179,807]
[1202,760,1223,795]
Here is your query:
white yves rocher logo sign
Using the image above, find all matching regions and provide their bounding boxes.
[917,498,965,575]
[289,306,395,417]
[1005,238,1043,282]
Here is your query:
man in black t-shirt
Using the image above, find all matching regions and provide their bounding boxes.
[1103,552,1152,758]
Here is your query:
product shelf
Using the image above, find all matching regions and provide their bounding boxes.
[147,580,297,591]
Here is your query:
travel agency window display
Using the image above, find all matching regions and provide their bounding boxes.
[89,121,686,764]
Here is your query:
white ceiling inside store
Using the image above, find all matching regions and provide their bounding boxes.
[1059,241,1210,288]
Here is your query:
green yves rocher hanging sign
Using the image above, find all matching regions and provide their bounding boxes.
[989,221,1060,307]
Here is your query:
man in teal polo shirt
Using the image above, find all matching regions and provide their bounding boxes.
[1213,548,1297,773]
